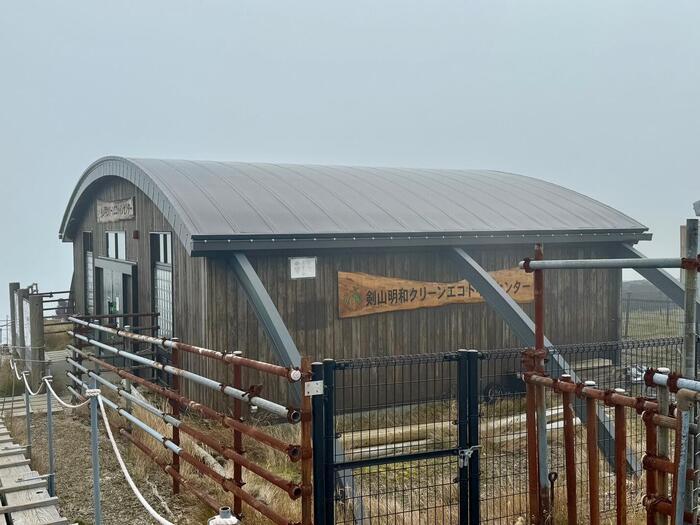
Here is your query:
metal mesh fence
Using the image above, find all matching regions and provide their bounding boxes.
[621,296,684,339]
[480,337,684,524]
[332,353,461,524]
[326,337,685,524]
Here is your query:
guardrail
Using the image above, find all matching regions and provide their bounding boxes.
[8,315,316,525]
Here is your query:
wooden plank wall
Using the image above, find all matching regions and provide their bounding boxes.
[69,176,206,354]
[192,244,621,407]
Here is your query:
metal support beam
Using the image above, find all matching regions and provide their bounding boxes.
[618,244,700,314]
[451,247,641,474]
[229,253,302,404]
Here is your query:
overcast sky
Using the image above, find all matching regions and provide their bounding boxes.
[1,1,698,320]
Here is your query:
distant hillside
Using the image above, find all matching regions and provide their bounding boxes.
[622,280,671,301]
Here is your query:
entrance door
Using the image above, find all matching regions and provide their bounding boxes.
[94,258,138,325]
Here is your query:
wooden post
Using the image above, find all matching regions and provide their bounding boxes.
[8,283,19,349]
[27,294,45,380]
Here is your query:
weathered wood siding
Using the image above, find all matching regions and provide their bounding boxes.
[191,244,621,407]
[70,177,206,348]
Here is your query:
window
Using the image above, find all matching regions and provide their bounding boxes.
[154,232,172,264]
[83,232,95,314]
[151,233,173,338]
[105,231,126,260]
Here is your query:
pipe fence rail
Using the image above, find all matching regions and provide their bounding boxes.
[1,314,314,525]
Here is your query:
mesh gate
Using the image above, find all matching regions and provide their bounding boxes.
[311,350,480,524]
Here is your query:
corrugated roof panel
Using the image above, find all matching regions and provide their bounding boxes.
[60,157,648,250]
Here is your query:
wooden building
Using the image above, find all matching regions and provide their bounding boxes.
[60,157,650,405]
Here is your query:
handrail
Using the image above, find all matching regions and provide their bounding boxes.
[68,316,302,381]
[68,331,300,423]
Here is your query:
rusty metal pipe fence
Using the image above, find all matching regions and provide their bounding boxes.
[66,315,313,525]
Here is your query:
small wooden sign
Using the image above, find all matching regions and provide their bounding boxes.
[97,198,135,223]
[338,268,533,318]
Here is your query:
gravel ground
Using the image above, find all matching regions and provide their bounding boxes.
[7,409,211,525]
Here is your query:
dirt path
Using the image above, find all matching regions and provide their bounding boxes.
[7,410,210,525]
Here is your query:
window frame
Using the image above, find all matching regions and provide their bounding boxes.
[105,230,127,260]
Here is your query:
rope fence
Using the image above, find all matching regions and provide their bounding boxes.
[0,313,314,525]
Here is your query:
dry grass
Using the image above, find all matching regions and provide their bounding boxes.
[44,322,72,351]
[2,357,659,524]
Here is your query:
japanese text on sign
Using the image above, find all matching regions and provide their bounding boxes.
[338,269,533,318]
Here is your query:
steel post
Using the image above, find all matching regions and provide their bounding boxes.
[526,379,541,523]
[643,411,658,525]
[466,349,480,525]
[170,338,181,495]
[614,388,627,525]
[585,382,600,525]
[90,377,102,525]
[24,385,31,459]
[657,366,671,525]
[322,359,335,525]
[300,357,312,525]
[683,219,698,515]
[232,350,243,517]
[561,375,577,525]
[672,410,691,525]
[533,244,550,518]
[311,362,326,525]
[457,350,469,522]
[46,367,55,497]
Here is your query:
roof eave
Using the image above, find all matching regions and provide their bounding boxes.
[189,229,652,255]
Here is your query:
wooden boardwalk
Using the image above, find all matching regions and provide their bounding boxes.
[0,417,70,525]
[0,394,66,419]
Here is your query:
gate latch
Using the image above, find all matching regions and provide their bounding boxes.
[304,380,324,397]
[458,445,481,468]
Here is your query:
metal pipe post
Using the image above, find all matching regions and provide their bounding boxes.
[683,218,698,515]
[170,338,181,495]
[457,350,469,522]
[322,359,336,525]
[672,410,691,525]
[89,378,102,525]
[466,350,481,525]
[585,382,600,525]
[232,350,243,517]
[643,411,658,525]
[525,378,541,523]
[46,367,55,497]
[533,244,550,519]
[561,375,577,525]
[624,292,632,339]
[657,367,671,525]
[300,357,312,525]
[24,382,31,459]
[614,388,627,525]
[311,362,326,525]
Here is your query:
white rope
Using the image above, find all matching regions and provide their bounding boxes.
[45,379,91,409]
[97,396,174,525]
[9,360,22,381]
[21,372,45,396]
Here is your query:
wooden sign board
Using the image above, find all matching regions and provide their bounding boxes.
[97,198,135,223]
[338,268,533,319]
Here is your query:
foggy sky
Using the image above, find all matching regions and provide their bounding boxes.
[1,1,698,318]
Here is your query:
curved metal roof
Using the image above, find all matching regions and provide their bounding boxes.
[60,156,648,253]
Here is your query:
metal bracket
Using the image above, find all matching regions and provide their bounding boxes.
[304,380,324,397]
[458,445,481,468]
